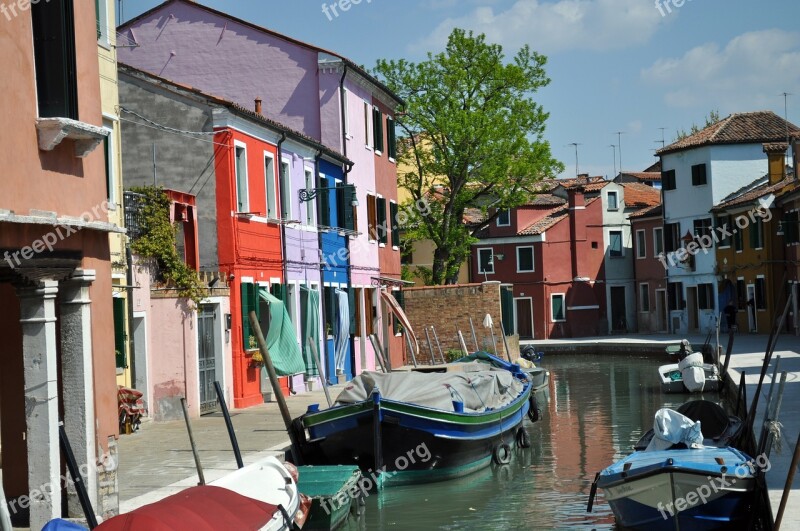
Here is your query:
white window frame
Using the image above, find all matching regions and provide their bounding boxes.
[234,140,249,213]
[97,0,111,49]
[516,246,534,273]
[635,229,646,259]
[342,87,351,139]
[304,166,316,227]
[364,101,372,150]
[653,227,664,256]
[607,190,619,211]
[279,156,292,220]
[263,151,276,219]
[639,283,650,313]
[551,293,566,322]
[496,210,511,227]
[477,248,494,274]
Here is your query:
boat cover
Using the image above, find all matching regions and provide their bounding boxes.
[335,370,524,412]
[678,352,706,392]
[646,408,705,451]
[95,486,280,530]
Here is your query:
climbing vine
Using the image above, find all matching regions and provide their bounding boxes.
[128,186,205,307]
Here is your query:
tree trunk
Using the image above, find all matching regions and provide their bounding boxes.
[432,246,450,285]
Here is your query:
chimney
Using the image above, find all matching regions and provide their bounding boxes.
[254,97,263,115]
[763,142,787,185]
[568,186,586,279]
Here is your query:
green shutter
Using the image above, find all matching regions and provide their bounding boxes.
[749,218,762,249]
[113,297,127,368]
[552,296,564,321]
[387,117,397,159]
[501,287,514,335]
[348,287,357,335]
[341,186,356,231]
[389,201,400,247]
[241,283,260,350]
[373,108,384,152]
[319,187,330,227]
[271,283,285,301]
[377,198,387,244]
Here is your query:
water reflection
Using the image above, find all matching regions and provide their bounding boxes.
[351,354,707,530]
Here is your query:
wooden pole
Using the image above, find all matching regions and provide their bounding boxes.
[369,334,388,372]
[307,338,332,407]
[424,327,436,365]
[431,325,445,364]
[58,423,98,529]
[774,429,800,530]
[457,331,469,357]
[180,398,205,486]
[404,331,418,368]
[249,311,302,464]
[214,381,243,469]
[499,321,513,362]
[469,317,479,351]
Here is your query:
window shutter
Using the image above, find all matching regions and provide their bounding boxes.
[373,108,384,152]
[113,297,127,368]
[241,283,259,349]
[389,201,399,247]
[271,283,285,301]
[387,117,397,159]
[339,185,355,231]
[501,287,514,335]
[691,164,707,186]
[749,220,759,248]
[319,187,330,227]
[367,195,377,240]
[32,0,78,119]
[377,198,387,244]
[348,287,357,335]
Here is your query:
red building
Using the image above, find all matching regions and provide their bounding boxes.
[630,205,669,333]
[213,125,284,408]
[471,187,606,339]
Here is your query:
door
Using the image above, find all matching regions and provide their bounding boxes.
[655,290,668,333]
[515,298,534,339]
[686,287,699,332]
[747,284,757,332]
[197,304,219,414]
[610,287,627,332]
[132,315,149,409]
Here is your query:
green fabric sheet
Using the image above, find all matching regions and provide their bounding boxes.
[257,289,306,376]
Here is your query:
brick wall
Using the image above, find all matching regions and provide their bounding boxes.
[404,282,507,363]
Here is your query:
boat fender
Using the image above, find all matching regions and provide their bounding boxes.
[493,443,512,465]
[516,427,531,449]
[527,395,540,422]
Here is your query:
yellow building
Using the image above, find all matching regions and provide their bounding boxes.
[713,143,797,334]
[396,136,470,284]
[96,0,130,386]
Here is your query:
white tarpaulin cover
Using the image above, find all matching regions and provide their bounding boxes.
[645,408,705,451]
[334,370,524,413]
[678,352,706,392]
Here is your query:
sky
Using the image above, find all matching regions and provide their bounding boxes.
[120,0,800,179]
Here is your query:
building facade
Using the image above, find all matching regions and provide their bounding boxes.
[630,205,668,333]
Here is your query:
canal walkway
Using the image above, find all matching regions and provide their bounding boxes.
[525,332,800,526]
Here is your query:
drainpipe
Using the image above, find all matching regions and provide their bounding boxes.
[276,132,290,392]
[126,243,137,388]
[314,150,330,383]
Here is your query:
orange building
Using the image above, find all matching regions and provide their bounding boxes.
[0,0,121,526]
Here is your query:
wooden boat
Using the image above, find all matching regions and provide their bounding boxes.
[296,465,363,530]
[659,341,721,393]
[592,402,755,531]
[95,456,310,531]
[291,355,534,487]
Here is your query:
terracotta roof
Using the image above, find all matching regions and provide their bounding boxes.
[712,172,796,212]
[620,182,661,208]
[523,194,567,207]
[629,203,662,220]
[532,175,607,194]
[643,160,662,173]
[619,171,661,182]
[763,142,789,153]
[658,111,800,155]
[517,197,599,235]
[463,208,485,224]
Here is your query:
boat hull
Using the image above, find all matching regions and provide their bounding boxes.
[295,384,532,486]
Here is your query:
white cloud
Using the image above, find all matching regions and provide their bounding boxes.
[412,0,665,55]
[642,29,800,111]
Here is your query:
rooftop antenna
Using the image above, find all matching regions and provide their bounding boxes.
[782,92,792,165]
[608,144,617,177]
[568,142,582,176]
[656,127,667,149]
[615,131,625,171]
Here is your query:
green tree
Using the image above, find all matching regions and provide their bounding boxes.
[375,29,562,285]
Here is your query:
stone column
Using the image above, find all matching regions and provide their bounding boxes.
[60,269,98,518]
[17,280,60,530]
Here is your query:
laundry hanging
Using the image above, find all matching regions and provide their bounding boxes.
[334,288,350,372]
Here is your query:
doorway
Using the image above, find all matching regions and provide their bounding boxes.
[655,289,668,333]
[132,313,149,411]
[610,287,627,332]
[686,287,699,332]
[747,284,757,332]
[514,298,534,339]
[197,304,219,414]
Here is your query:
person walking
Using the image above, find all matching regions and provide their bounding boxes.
[723,301,738,332]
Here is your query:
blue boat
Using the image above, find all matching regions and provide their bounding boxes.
[291,354,536,487]
[592,401,757,530]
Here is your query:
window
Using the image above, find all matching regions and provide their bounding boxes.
[691,164,707,186]
[755,277,767,310]
[240,282,259,350]
[235,144,249,212]
[496,210,511,227]
[607,190,619,210]
[668,282,684,311]
[335,183,356,231]
[260,153,276,218]
[698,283,714,310]
[750,217,764,249]
[364,102,372,148]
[477,248,494,274]
[517,246,534,273]
[653,227,664,256]
[318,174,331,227]
[367,194,377,241]
[363,288,375,336]
[323,286,336,336]
[376,197,387,244]
[279,159,291,220]
[693,218,713,248]
[103,121,116,207]
[386,116,397,160]
[304,169,316,226]
[717,216,732,248]
[609,230,623,257]
[664,222,680,253]
[734,222,744,252]
[342,88,350,137]
[636,230,646,259]
[662,169,676,191]
[639,283,650,312]
[95,0,110,46]
[736,278,746,306]
[33,0,78,119]
[551,294,566,322]
[373,107,384,153]
[783,211,800,244]
[113,297,127,368]
[389,201,400,248]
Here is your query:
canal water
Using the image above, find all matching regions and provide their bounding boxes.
[349,353,713,530]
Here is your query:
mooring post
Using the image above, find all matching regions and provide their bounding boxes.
[214,381,243,469]
[307,338,332,407]
[59,423,98,529]
[180,398,205,486]
[372,388,384,490]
